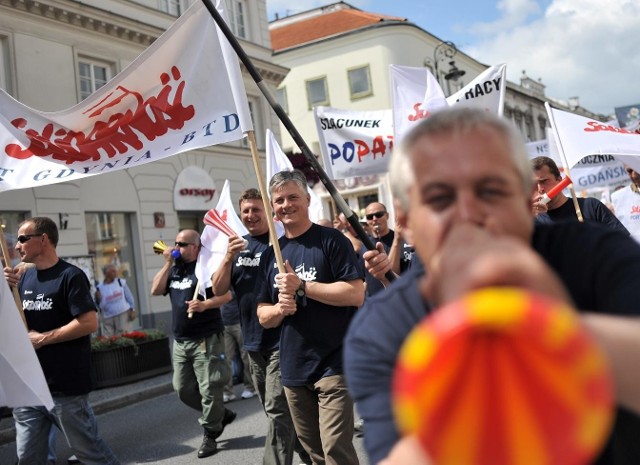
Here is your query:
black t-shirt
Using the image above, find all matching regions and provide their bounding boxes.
[256,224,363,386]
[220,292,240,326]
[359,230,413,297]
[345,222,640,465]
[230,232,281,352]
[19,259,96,396]
[538,197,629,236]
[165,260,223,341]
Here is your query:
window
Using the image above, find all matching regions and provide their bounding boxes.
[242,97,264,149]
[85,213,140,326]
[0,211,29,268]
[0,35,10,92]
[226,0,247,39]
[276,86,288,114]
[78,59,111,101]
[348,65,372,99]
[158,0,181,16]
[306,77,329,108]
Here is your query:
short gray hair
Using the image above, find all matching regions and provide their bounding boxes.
[390,107,533,210]
[269,169,308,196]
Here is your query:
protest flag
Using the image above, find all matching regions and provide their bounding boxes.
[0,273,54,410]
[0,0,252,193]
[195,180,249,297]
[447,63,506,116]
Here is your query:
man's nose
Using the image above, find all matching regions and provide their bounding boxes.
[455,193,483,224]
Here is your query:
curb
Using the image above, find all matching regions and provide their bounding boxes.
[0,380,173,446]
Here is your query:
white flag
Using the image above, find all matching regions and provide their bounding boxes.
[447,64,506,116]
[546,104,640,173]
[195,180,248,295]
[313,107,394,180]
[266,129,323,222]
[0,275,54,409]
[390,65,448,143]
[0,1,252,192]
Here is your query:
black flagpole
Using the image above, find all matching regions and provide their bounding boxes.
[201,0,396,283]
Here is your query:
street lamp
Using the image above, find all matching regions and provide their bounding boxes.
[423,41,466,93]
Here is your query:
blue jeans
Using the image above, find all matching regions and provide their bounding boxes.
[13,394,120,465]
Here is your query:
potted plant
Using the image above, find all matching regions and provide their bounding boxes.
[91,329,171,388]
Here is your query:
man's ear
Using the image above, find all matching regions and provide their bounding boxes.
[395,201,414,245]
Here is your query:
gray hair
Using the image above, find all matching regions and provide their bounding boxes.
[269,169,308,196]
[390,107,533,210]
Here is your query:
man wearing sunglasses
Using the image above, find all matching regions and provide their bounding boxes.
[151,229,235,459]
[361,202,413,296]
[3,216,120,465]
[611,165,640,242]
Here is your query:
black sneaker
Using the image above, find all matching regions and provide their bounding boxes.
[197,431,218,458]
[212,408,237,439]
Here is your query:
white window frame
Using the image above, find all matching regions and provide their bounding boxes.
[158,0,181,16]
[78,58,113,101]
[306,76,329,109]
[242,96,264,149]
[226,0,248,39]
[347,65,372,100]
[0,33,12,92]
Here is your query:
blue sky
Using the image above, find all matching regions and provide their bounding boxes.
[267,0,640,116]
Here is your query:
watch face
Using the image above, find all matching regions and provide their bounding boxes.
[296,289,305,297]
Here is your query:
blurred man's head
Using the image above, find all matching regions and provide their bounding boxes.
[624,164,640,188]
[174,229,201,263]
[103,264,118,282]
[532,156,566,209]
[390,107,534,266]
[365,202,390,237]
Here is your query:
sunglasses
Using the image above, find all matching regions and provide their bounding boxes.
[174,241,194,247]
[365,211,386,221]
[17,233,44,244]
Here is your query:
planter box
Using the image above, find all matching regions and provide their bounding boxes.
[91,337,172,389]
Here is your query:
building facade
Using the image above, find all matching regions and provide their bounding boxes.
[269,2,605,219]
[0,0,287,328]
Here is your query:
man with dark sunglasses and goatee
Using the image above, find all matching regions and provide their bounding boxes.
[151,229,235,459]
[3,216,120,465]
[361,202,414,296]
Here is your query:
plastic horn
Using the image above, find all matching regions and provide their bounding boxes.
[203,209,248,248]
[393,287,613,465]
[153,240,167,254]
[539,176,572,205]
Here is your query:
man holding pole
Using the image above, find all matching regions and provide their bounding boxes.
[151,229,235,459]
[3,216,120,465]
[255,170,365,465]
[212,187,310,465]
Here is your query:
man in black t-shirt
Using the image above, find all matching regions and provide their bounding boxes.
[151,229,234,459]
[345,109,640,465]
[255,170,364,465]
[4,216,120,465]
[532,156,628,235]
[213,188,310,465]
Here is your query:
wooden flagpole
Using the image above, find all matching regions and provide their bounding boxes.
[246,130,285,273]
[200,0,394,283]
[0,227,28,328]
[545,103,584,222]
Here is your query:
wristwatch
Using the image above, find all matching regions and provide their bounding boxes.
[296,279,306,298]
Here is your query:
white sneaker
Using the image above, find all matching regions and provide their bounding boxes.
[223,393,236,403]
[241,389,256,399]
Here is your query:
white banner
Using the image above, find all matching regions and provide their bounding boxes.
[0,274,53,409]
[447,63,506,116]
[0,1,251,193]
[390,65,447,143]
[195,180,248,295]
[265,129,322,223]
[314,107,394,180]
[546,104,640,173]
[526,138,627,189]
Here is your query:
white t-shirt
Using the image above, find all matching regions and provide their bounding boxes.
[611,185,640,243]
[97,279,134,319]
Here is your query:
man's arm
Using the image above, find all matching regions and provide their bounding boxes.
[29,311,98,350]
[151,248,173,295]
[387,232,403,275]
[582,314,640,415]
[257,292,296,328]
[212,236,245,295]
[186,291,233,315]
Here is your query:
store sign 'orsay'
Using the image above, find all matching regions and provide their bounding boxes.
[174,166,217,211]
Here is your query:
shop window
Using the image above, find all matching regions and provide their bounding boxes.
[85,213,140,326]
[178,212,206,234]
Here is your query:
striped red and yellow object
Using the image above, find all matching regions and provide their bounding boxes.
[393,287,613,465]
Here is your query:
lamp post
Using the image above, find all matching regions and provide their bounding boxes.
[424,40,466,94]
